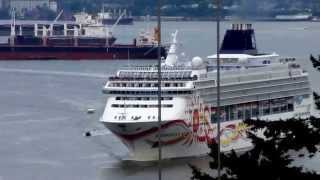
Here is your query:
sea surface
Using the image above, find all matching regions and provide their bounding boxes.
[0,21,320,180]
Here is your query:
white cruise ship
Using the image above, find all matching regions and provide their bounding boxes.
[100,24,313,161]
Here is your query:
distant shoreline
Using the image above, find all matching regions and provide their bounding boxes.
[0,16,318,23]
[133,16,319,22]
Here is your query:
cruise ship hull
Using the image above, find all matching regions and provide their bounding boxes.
[103,118,257,161]
[0,45,167,60]
[102,100,311,161]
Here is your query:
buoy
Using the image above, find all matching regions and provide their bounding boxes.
[87,108,95,114]
[84,131,91,137]
[83,129,110,137]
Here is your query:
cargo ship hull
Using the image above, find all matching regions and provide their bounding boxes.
[0,45,166,60]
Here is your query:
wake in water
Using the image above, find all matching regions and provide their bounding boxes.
[0,67,111,78]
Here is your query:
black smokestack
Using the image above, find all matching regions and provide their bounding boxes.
[220,23,258,55]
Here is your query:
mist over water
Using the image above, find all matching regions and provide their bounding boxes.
[0,21,319,180]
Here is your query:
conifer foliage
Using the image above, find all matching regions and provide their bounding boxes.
[190,118,320,180]
[313,92,320,110]
[310,55,320,70]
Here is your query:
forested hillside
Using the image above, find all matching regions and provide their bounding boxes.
[2,0,320,19]
[57,0,320,17]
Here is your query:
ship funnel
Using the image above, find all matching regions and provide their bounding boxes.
[220,23,258,55]
[164,30,179,66]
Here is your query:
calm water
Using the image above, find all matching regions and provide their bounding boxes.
[0,21,320,180]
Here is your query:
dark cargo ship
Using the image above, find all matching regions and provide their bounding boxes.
[1,36,166,60]
[0,20,166,60]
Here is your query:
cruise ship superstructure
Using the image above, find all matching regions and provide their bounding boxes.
[100,24,313,161]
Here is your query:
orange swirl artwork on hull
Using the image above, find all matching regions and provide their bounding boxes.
[188,104,214,145]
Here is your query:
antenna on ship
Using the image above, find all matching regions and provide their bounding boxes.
[49,10,64,36]
[106,11,126,47]
[10,8,16,46]
[214,0,222,180]
[156,0,162,180]
[110,11,126,32]
[146,14,151,34]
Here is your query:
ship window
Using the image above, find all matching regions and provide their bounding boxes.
[122,83,127,87]
[261,100,270,115]
[303,94,310,98]
[224,106,230,121]
[237,110,243,119]
[211,113,218,123]
[242,103,251,120]
[163,97,173,100]
[252,106,259,117]
[280,105,287,112]
[263,108,270,115]
[138,84,143,87]
[112,104,119,107]
[164,104,173,108]
[116,97,121,100]
[272,107,280,114]
[146,83,151,87]
[288,103,294,111]
[230,105,236,120]
[245,109,251,120]
[165,83,170,87]
[237,105,244,119]
[109,90,191,95]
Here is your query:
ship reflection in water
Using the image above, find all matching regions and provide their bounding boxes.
[98,157,213,180]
